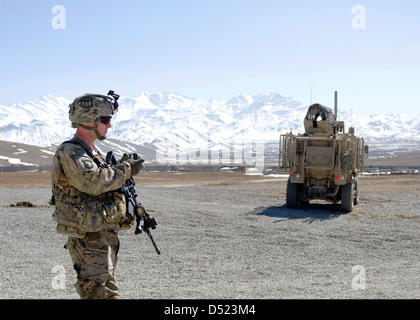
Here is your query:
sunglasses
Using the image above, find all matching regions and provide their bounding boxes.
[99,116,112,125]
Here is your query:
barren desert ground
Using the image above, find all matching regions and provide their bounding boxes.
[0,170,419,299]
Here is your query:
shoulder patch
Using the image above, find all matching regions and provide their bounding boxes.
[62,143,88,157]
[61,144,95,171]
[81,158,94,169]
[73,148,87,157]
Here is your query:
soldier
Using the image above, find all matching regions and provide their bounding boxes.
[50,92,144,299]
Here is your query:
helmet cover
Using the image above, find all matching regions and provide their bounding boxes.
[69,93,117,128]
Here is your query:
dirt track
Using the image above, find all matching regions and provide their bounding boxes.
[0,171,419,299]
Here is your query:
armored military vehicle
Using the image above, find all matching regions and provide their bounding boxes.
[279,92,368,212]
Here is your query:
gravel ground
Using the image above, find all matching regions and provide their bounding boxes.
[0,172,419,300]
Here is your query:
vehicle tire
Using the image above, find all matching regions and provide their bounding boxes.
[286,178,298,208]
[341,180,354,212]
[353,178,359,205]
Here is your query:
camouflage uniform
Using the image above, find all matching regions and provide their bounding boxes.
[51,92,143,299]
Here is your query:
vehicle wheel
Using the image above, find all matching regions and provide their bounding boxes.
[353,178,359,205]
[286,178,298,208]
[341,180,354,212]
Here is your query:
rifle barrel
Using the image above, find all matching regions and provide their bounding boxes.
[146,230,161,255]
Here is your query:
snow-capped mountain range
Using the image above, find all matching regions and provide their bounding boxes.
[1,92,419,166]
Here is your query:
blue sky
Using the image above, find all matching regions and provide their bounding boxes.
[1,0,419,115]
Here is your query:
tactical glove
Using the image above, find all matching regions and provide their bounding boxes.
[127,158,145,176]
[119,153,145,176]
[119,153,141,162]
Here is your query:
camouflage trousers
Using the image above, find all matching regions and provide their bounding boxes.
[66,230,120,299]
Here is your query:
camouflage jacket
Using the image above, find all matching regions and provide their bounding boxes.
[51,135,133,238]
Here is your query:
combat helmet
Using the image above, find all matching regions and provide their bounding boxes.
[69,90,119,140]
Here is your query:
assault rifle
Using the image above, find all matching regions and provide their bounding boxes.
[106,151,161,255]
